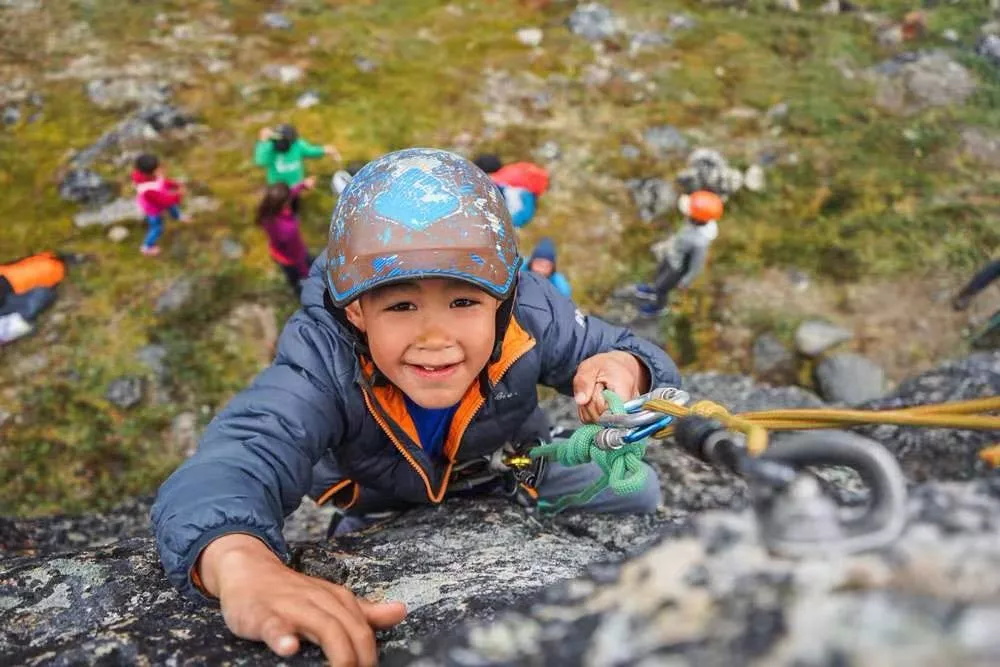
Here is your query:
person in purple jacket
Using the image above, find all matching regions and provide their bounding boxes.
[256,176,316,297]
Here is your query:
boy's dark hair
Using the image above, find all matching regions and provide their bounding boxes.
[473,153,502,175]
[272,124,298,153]
[345,160,366,176]
[256,183,293,225]
[135,153,160,175]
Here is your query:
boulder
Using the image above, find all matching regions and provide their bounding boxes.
[794,319,853,356]
[815,352,886,404]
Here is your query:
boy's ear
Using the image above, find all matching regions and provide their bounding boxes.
[343,300,366,332]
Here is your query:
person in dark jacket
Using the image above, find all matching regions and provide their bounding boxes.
[152,149,681,666]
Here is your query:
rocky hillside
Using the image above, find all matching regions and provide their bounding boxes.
[1,1,998,514]
[1,352,998,664]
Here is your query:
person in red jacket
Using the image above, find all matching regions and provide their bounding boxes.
[132,153,190,257]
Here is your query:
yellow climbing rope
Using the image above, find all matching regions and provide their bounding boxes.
[640,395,1000,463]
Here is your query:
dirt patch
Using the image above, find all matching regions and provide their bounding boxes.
[713,267,999,384]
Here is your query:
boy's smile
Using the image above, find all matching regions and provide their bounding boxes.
[344,278,500,408]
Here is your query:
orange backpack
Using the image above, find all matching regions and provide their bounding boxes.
[0,252,66,294]
[490,162,550,196]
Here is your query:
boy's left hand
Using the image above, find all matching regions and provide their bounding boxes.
[572,351,651,423]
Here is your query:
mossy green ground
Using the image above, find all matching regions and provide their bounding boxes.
[1,0,997,515]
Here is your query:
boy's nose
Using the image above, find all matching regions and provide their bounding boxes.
[414,322,453,349]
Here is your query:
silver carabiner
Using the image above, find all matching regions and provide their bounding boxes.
[623,387,691,413]
[598,409,664,429]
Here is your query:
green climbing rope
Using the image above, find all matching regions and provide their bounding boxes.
[530,389,650,514]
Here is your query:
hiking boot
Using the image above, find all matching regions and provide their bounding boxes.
[140,245,161,257]
[630,283,658,302]
[637,302,668,318]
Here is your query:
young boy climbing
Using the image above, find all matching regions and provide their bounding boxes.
[132,153,190,257]
[630,190,724,317]
[256,176,317,298]
[152,148,681,666]
[255,124,341,187]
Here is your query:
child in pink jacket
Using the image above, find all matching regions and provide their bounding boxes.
[132,153,189,256]
[256,176,316,297]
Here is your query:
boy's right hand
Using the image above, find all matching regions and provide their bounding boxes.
[199,534,407,666]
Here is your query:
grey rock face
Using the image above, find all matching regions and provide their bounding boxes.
[2,354,998,664]
[815,352,887,404]
[406,481,1000,666]
[795,319,853,356]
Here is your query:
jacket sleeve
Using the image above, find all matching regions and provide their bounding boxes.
[151,314,348,603]
[518,272,681,396]
[254,139,275,166]
[298,138,327,159]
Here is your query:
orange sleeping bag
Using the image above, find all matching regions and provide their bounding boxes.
[0,252,66,294]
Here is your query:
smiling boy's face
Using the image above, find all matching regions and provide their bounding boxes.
[344,278,500,408]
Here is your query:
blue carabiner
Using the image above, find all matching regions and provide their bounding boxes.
[623,414,674,443]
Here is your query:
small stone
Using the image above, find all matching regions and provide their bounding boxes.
[135,345,168,378]
[105,376,143,409]
[516,28,543,47]
[170,412,199,458]
[765,102,789,122]
[261,64,304,84]
[795,320,853,356]
[220,239,244,260]
[354,56,378,73]
[2,105,20,125]
[976,35,1000,69]
[296,91,320,109]
[260,12,292,30]
[568,3,623,42]
[642,125,688,156]
[107,226,128,242]
[752,333,795,384]
[668,14,696,31]
[534,141,560,161]
[777,0,800,12]
[942,29,960,43]
[744,165,766,192]
[620,144,641,160]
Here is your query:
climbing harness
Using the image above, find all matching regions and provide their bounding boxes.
[528,387,1000,557]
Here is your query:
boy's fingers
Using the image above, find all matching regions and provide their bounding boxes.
[325,587,378,665]
[258,615,300,657]
[296,605,359,667]
[572,365,600,405]
[359,600,408,629]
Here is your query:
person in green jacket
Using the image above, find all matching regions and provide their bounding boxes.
[255,124,341,187]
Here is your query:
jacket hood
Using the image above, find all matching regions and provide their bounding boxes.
[529,237,557,266]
